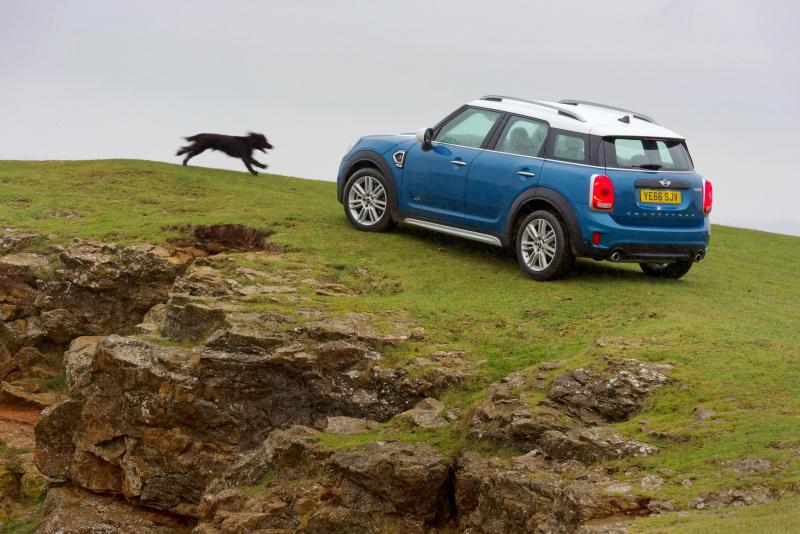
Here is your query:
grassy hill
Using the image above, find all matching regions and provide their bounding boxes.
[1,159,799,532]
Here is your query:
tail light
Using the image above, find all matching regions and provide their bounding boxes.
[591,174,614,211]
[703,179,713,215]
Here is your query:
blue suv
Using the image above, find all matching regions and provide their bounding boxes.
[337,96,712,280]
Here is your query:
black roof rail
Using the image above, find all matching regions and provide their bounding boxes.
[481,95,586,122]
[559,99,658,125]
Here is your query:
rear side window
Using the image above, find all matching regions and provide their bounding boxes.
[495,116,549,157]
[552,133,586,162]
[608,138,693,170]
[436,107,502,149]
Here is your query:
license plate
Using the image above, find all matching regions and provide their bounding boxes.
[640,189,681,204]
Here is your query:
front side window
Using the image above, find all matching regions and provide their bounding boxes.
[552,133,586,162]
[435,108,502,149]
[610,138,692,170]
[495,116,549,157]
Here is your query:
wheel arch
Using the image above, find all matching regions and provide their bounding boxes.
[338,151,399,213]
[507,187,590,256]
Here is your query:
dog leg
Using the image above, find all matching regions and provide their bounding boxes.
[242,159,258,176]
[183,148,204,166]
[249,156,268,169]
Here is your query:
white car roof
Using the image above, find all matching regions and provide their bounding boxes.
[466,96,684,139]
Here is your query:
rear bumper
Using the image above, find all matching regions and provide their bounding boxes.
[591,243,707,263]
[575,205,711,262]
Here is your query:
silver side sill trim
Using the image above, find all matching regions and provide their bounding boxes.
[402,218,503,247]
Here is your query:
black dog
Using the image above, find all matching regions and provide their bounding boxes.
[176,132,273,175]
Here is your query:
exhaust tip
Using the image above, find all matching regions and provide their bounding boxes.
[694,251,705,262]
[609,251,622,262]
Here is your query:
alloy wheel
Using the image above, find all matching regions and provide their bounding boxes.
[521,218,557,272]
[347,175,387,226]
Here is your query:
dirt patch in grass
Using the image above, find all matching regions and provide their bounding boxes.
[193,224,272,253]
[166,223,276,254]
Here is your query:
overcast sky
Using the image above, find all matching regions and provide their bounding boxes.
[2,0,799,235]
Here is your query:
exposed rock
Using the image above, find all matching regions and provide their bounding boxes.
[16,452,58,499]
[237,284,296,296]
[304,312,420,347]
[1,240,189,358]
[690,486,775,509]
[396,397,449,429]
[36,330,466,516]
[1,379,63,408]
[37,485,194,533]
[63,336,104,391]
[136,303,167,335]
[162,295,230,341]
[455,452,650,533]
[324,416,379,434]
[720,458,772,474]
[1,345,55,382]
[547,359,673,423]
[537,426,658,463]
[201,426,322,501]
[0,228,39,253]
[40,308,83,343]
[204,312,288,354]
[35,398,83,479]
[331,441,452,522]
[172,265,230,297]
[0,252,49,270]
[315,340,380,370]
[470,366,658,464]
[198,433,452,532]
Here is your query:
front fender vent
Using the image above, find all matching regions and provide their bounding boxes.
[392,150,406,169]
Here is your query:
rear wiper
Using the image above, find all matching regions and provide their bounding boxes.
[635,163,663,170]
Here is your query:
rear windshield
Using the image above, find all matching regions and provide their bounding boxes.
[605,137,693,171]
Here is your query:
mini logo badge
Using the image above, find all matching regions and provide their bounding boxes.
[659,178,672,187]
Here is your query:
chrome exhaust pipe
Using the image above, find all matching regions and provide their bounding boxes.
[694,252,704,262]
[609,251,622,262]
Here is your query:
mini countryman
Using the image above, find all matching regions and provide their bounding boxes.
[336,96,712,280]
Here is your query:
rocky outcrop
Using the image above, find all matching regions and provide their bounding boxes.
[470,360,668,464]
[37,485,194,534]
[35,329,465,516]
[197,427,454,533]
[33,252,468,519]
[8,231,680,533]
[455,452,650,533]
[195,427,656,534]
[0,240,192,398]
[547,359,673,423]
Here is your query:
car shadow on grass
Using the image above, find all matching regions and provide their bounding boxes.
[393,225,651,283]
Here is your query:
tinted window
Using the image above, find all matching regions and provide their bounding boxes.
[552,133,586,162]
[495,116,549,157]
[610,138,692,170]
[436,108,502,149]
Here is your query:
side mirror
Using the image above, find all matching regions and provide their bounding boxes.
[416,127,434,150]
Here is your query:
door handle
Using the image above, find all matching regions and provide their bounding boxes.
[517,170,536,177]
[450,160,467,167]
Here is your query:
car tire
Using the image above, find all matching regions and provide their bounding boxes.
[639,261,693,279]
[343,168,395,232]
[516,210,573,281]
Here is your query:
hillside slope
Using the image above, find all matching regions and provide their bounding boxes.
[1,160,799,532]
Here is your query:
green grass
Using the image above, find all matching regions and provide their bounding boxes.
[631,495,800,533]
[2,159,800,522]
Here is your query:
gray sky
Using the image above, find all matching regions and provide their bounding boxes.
[2,0,799,235]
